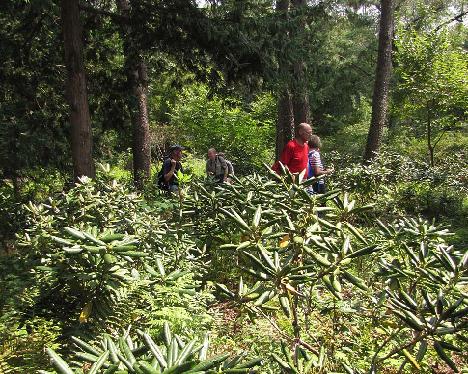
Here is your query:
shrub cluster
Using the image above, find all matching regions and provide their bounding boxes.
[1,158,466,373]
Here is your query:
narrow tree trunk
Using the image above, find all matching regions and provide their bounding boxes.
[276,90,295,159]
[291,0,310,127]
[426,102,434,167]
[3,125,20,198]
[131,62,151,188]
[363,0,394,162]
[292,60,310,126]
[275,0,295,159]
[61,0,95,180]
[117,0,151,189]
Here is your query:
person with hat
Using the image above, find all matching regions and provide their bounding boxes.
[159,144,184,192]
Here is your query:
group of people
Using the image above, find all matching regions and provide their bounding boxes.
[272,122,332,194]
[158,122,331,194]
[158,145,234,192]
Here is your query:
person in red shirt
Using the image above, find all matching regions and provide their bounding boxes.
[273,122,312,175]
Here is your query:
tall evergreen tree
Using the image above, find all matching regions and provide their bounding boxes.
[363,0,395,162]
[61,0,95,179]
[116,0,151,189]
[291,0,310,127]
[275,0,295,159]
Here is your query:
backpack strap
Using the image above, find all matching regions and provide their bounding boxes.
[216,155,226,171]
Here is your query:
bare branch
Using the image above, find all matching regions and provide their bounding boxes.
[433,11,468,32]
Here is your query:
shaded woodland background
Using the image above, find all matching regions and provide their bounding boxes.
[1,0,465,184]
[0,1,467,373]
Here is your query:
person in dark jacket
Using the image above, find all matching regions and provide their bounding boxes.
[162,144,184,192]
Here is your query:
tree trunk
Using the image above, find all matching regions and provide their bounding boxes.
[3,124,20,198]
[117,0,151,189]
[292,60,310,126]
[291,0,310,127]
[276,90,295,159]
[275,0,295,159]
[61,0,95,180]
[363,0,394,162]
[426,101,434,167]
[131,62,151,188]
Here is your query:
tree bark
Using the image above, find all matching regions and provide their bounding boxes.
[117,0,151,189]
[426,101,434,167]
[291,0,310,127]
[363,0,394,162]
[292,60,310,126]
[275,0,295,159]
[131,62,151,188]
[61,0,95,180]
[276,90,295,159]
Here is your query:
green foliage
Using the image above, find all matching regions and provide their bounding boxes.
[393,26,467,165]
[43,323,262,374]
[180,165,467,372]
[321,98,373,160]
[14,165,210,327]
[0,1,69,173]
[0,317,61,374]
[330,150,468,230]
[309,11,376,127]
[395,180,467,221]
[38,226,145,323]
[0,183,22,245]
[170,85,275,174]
[0,168,67,244]
[0,248,62,373]
[2,159,467,373]
[0,1,132,175]
[1,166,215,373]
[373,217,467,370]
[1,1,468,372]
[388,128,468,167]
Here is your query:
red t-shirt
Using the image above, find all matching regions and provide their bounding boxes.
[273,139,309,174]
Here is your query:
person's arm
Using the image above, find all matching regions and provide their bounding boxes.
[164,159,177,182]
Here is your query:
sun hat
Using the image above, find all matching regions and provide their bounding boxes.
[168,144,184,152]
